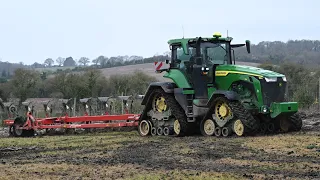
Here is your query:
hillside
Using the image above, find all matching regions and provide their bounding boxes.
[1,39,320,79]
[98,61,261,82]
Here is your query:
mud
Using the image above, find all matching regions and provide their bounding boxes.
[301,112,320,131]
[1,131,320,179]
[0,115,319,179]
[0,127,8,138]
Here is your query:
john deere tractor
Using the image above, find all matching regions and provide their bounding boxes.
[138,33,302,137]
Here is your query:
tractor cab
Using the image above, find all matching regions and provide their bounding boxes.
[167,33,251,99]
[169,32,250,67]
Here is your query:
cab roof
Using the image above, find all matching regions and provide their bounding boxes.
[167,36,233,45]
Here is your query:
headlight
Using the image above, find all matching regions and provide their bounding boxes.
[261,106,268,113]
[263,107,268,113]
[265,77,277,82]
[282,76,287,82]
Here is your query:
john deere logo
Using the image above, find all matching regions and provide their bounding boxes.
[215,71,228,76]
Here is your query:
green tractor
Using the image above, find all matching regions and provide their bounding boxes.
[138,32,302,137]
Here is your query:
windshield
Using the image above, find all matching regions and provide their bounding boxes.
[173,41,230,71]
[187,42,228,66]
[202,42,227,65]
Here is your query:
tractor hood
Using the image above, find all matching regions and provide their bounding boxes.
[216,65,284,78]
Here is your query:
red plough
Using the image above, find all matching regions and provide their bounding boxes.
[1,96,144,137]
[4,112,140,137]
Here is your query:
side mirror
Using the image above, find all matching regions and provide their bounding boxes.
[245,40,251,53]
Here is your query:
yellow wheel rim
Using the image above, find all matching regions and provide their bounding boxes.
[154,96,167,112]
[219,105,228,117]
[234,119,244,136]
[204,119,215,135]
[174,120,180,134]
[139,120,150,136]
[215,101,232,121]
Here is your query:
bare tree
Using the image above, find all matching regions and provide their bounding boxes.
[56,57,65,67]
[78,57,90,66]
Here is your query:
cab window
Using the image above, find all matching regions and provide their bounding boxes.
[172,45,192,69]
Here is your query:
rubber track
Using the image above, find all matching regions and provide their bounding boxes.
[228,100,260,135]
[289,113,302,131]
[139,88,189,136]
[154,88,189,136]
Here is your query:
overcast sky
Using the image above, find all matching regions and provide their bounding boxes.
[0,0,319,65]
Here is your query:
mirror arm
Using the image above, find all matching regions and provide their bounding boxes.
[232,49,235,65]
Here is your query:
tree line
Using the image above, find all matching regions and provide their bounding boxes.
[0,68,157,104]
[0,54,169,83]
[235,40,320,66]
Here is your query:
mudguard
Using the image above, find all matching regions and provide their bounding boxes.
[206,90,239,106]
[174,88,188,112]
[141,82,176,105]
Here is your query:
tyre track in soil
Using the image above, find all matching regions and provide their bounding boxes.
[0,116,319,179]
[0,132,319,179]
[105,137,320,179]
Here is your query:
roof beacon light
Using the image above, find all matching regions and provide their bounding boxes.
[213,32,222,38]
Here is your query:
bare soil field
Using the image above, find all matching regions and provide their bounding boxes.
[0,114,319,180]
[99,61,261,82]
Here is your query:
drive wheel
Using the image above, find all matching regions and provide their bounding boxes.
[214,98,233,121]
[138,120,151,136]
[153,94,167,112]
[233,119,244,136]
[200,119,215,136]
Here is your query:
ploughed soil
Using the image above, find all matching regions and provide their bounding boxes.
[0,114,319,180]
